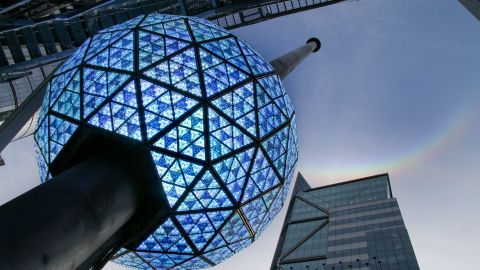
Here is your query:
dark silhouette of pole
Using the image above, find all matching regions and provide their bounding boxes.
[269,37,321,80]
[0,153,138,269]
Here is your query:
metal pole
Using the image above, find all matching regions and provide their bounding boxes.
[0,70,54,153]
[269,37,321,80]
[0,153,138,270]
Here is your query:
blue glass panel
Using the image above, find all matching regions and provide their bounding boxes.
[176,213,215,250]
[205,233,228,252]
[167,253,192,265]
[140,13,170,27]
[52,89,80,120]
[242,196,268,233]
[139,31,165,69]
[50,68,77,105]
[150,151,175,178]
[83,68,108,97]
[258,75,284,99]
[34,116,49,159]
[211,82,256,136]
[112,252,149,268]
[144,48,201,97]
[144,61,169,84]
[86,48,109,68]
[88,103,113,131]
[154,108,205,160]
[199,49,222,70]
[179,171,232,211]
[206,210,231,229]
[237,39,273,75]
[213,147,254,202]
[175,257,211,269]
[138,218,193,253]
[86,30,130,61]
[257,187,283,237]
[258,75,294,118]
[147,253,175,268]
[188,18,229,42]
[228,238,251,253]
[55,38,90,75]
[200,49,249,97]
[188,20,215,42]
[202,37,241,60]
[261,125,288,177]
[48,115,78,162]
[157,156,202,207]
[83,93,106,118]
[246,54,273,75]
[111,100,136,129]
[35,146,50,183]
[109,47,134,71]
[162,19,191,41]
[204,246,233,264]
[116,113,142,140]
[112,80,137,107]
[250,150,280,191]
[107,71,130,95]
[257,83,287,137]
[108,32,134,71]
[241,175,261,203]
[220,212,250,244]
[209,108,253,160]
[285,117,298,178]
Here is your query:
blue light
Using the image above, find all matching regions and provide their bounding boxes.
[34,13,298,269]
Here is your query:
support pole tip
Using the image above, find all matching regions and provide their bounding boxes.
[307,37,321,52]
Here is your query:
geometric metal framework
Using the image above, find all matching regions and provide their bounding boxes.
[34,13,298,269]
[271,174,420,270]
[273,174,329,270]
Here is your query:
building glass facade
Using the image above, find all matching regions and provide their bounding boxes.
[271,173,420,270]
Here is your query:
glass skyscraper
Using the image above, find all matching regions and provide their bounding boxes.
[270,173,420,270]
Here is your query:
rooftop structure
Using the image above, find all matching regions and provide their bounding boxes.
[271,173,420,270]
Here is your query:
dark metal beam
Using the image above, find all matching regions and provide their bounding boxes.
[0,153,139,269]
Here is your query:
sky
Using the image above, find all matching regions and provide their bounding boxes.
[0,0,479,269]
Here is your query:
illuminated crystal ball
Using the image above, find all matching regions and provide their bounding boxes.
[34,13,298,269]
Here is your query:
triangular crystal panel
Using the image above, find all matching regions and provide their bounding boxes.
[213,147,255,202]
[179,170,232,211]
[211,82,256,136]
[188,18,229,42]
[48,116,78,162]
[220,212,250,244]
[261,125,289,177]
[154,108,205,160]
[144,48,201,97]
[141,79,198,139]
[199,49,249,97]
[209,108,253,160]
[176,213,215,250]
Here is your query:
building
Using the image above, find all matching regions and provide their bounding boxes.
[0,0,348,144]
[459,0,480,21]
[271,173,420,270]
